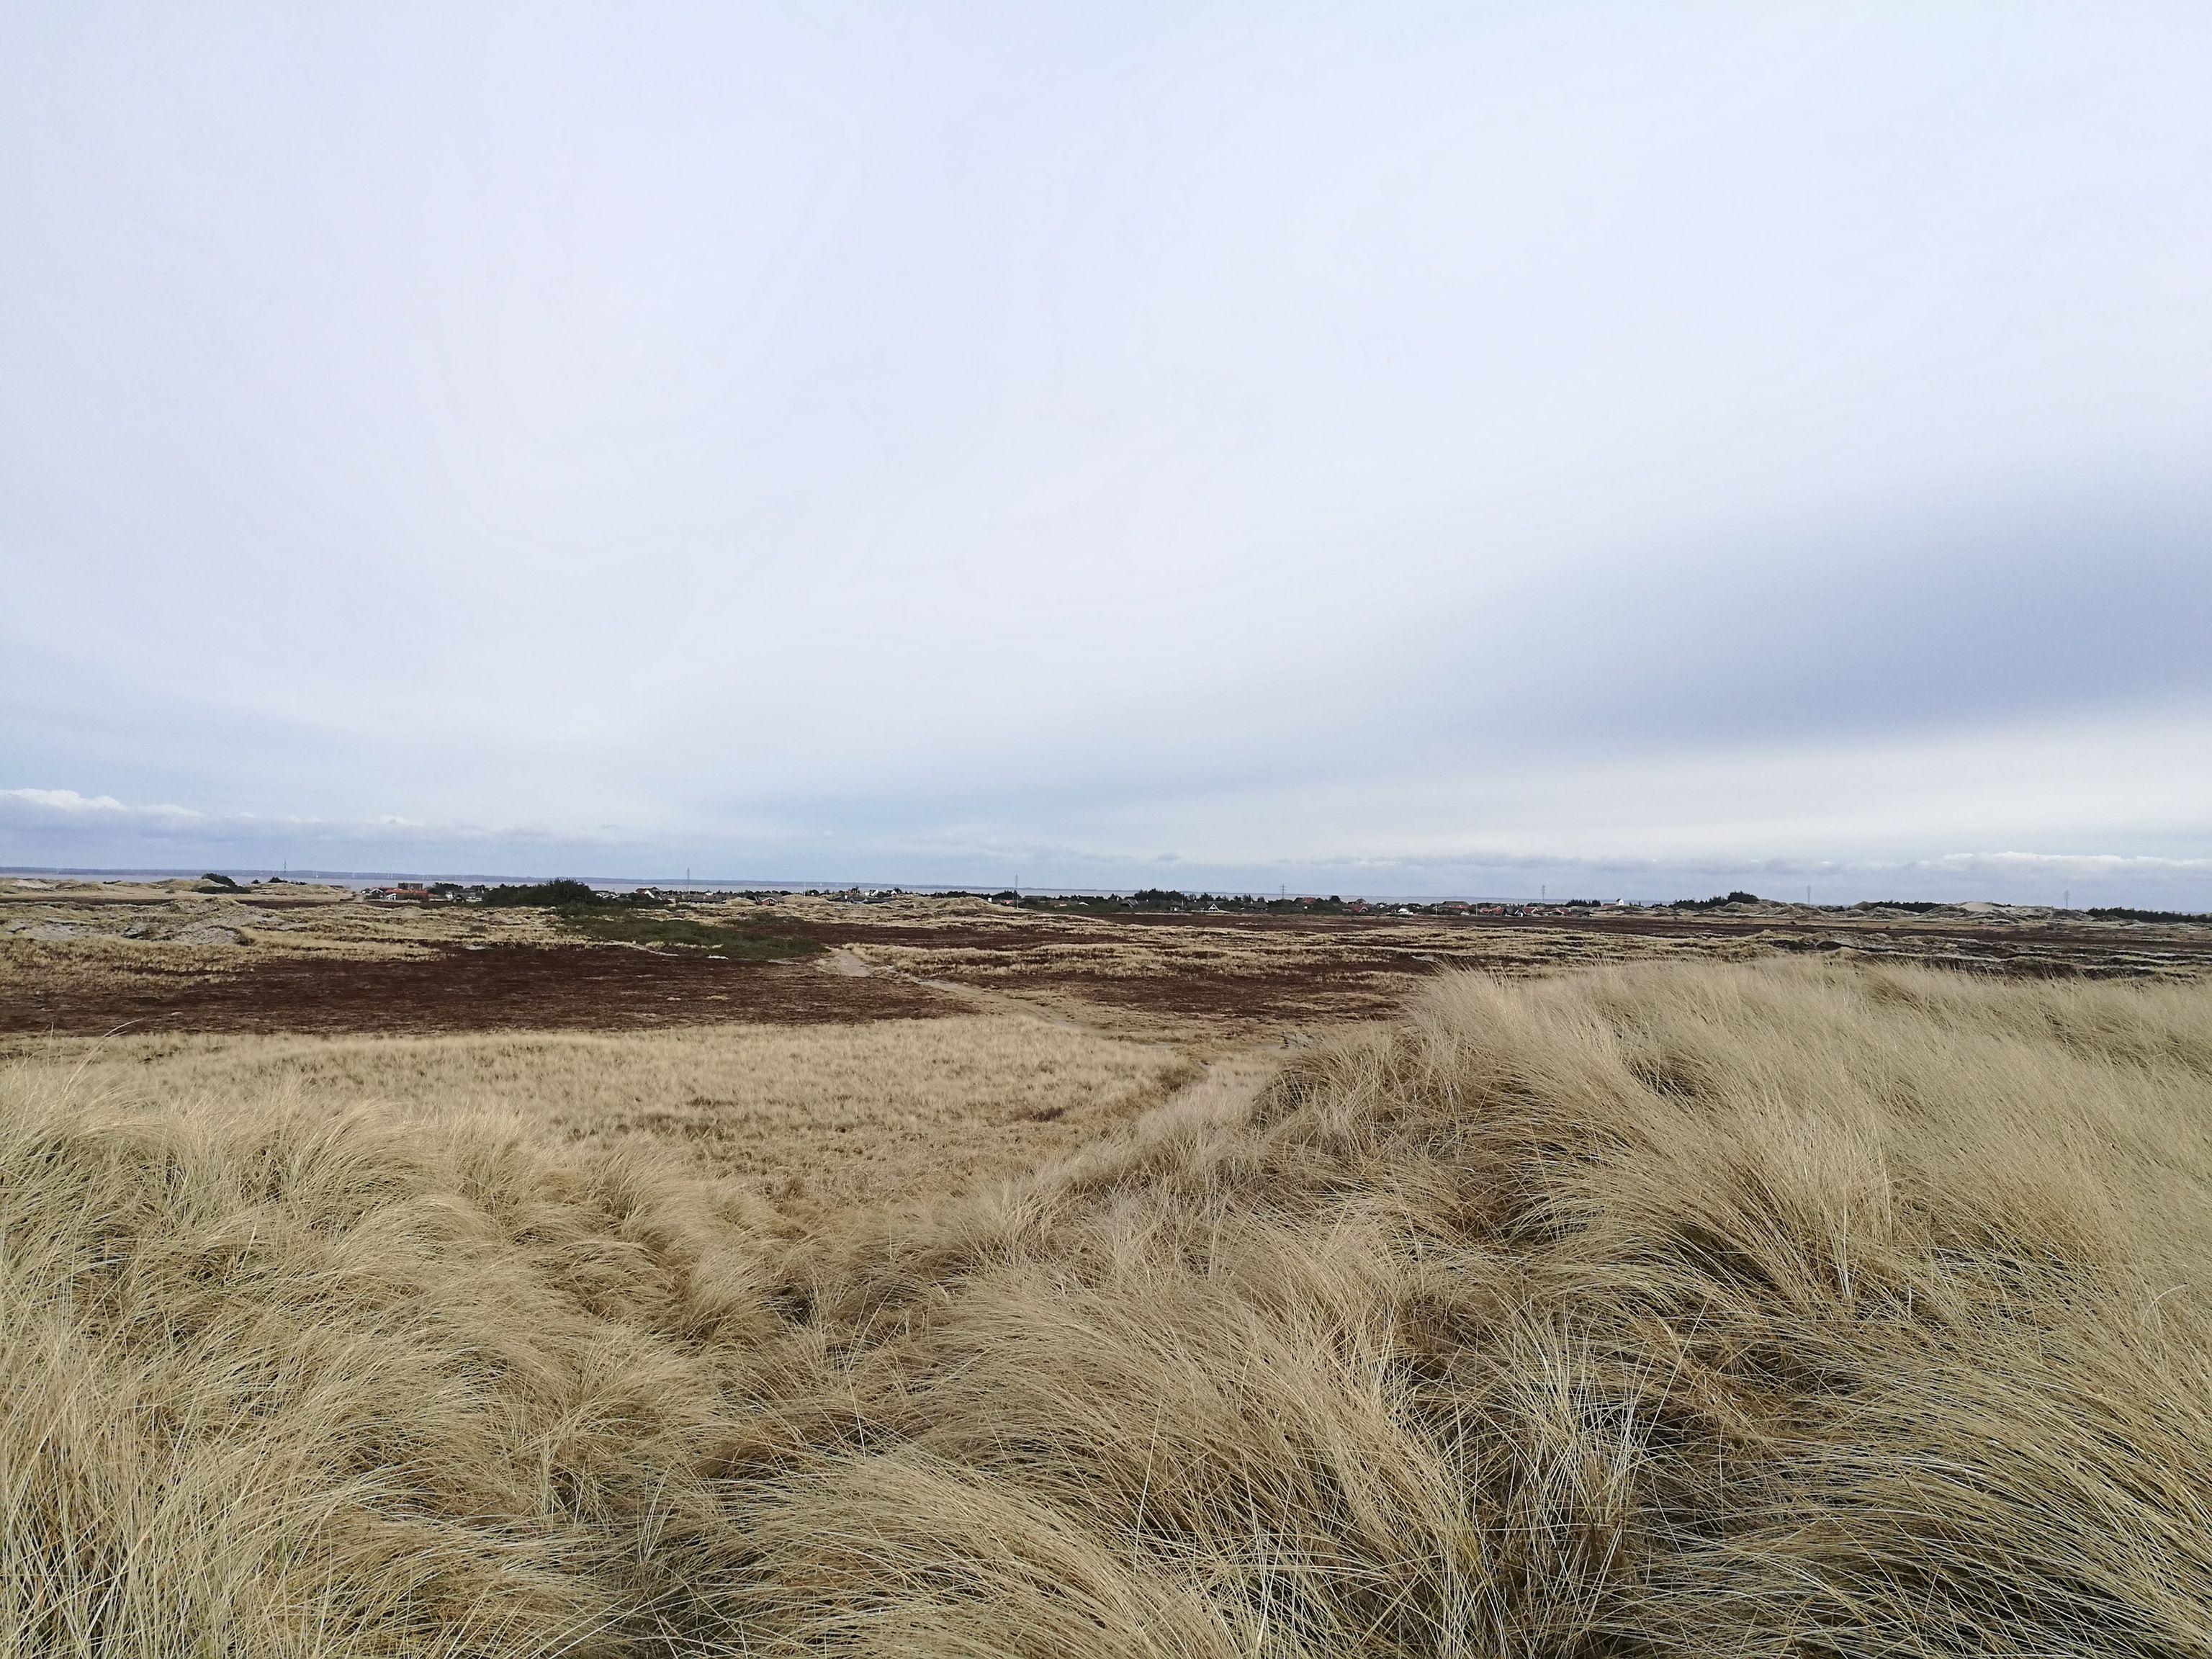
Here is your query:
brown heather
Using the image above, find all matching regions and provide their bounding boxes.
[4,960,2211,1655]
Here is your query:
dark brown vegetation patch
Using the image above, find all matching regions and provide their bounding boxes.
[765,918,1128,953]
[0,945,950,1038]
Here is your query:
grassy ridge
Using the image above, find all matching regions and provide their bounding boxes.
[5,961,2211,1654]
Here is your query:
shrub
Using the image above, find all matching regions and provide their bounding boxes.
[1671,889,1761,909]
[480,878,605,907]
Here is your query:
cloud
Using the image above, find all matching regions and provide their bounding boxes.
[3,9,2208,894]
[9,775,2208,909]
[1,788,131,813]
[0,786,626,863]
[1244,848,2212,892]
[0,788,207,827]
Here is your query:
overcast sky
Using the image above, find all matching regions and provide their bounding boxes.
[5,4,2209,902]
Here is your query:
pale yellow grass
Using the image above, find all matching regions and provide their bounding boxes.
[4,1014,1198,1211]
[5,961,2212,1655]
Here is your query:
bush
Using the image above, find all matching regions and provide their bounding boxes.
[480,878,604,907]
[1672,889,1760,909]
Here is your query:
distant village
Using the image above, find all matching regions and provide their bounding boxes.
[344,880,2206,925]
[355,878,1653,916]
[354,879,1732,918]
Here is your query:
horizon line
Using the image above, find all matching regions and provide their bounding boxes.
[6,864,2203,914]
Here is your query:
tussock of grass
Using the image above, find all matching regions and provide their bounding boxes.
[6,962,2212,1654]
[0,1090,775,1655]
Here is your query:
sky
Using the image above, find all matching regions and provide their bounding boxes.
[4,3,2210,904]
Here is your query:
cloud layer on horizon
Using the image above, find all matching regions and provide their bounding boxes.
[11,693,2211,907]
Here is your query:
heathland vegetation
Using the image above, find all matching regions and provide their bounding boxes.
[6,960,2211,1655]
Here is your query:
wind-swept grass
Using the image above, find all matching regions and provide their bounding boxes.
[4,961,2211,1655]
[0,1089,775,1655]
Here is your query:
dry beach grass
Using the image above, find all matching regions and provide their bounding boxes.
[4,959,2211,1654]
[4,1015,1200,1213]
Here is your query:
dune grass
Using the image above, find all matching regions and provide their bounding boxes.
[4,961,2211,1655]
[4,1015,1198,1210]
